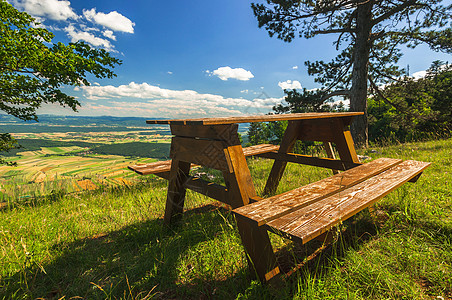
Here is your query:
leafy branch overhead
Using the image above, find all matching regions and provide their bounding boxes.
[252,0,451,146]
[0,0,121,163]
[0,0,121,122]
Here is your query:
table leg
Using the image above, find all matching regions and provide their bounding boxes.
[224,145,280,282]
[331,118,360,164]
[263,121,300,195]
[163,159,191,225]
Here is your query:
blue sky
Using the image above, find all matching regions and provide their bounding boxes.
[9,0,452,118]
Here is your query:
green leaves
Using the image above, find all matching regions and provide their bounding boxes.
[0,0,121,123]
[0,0,121,165]
[0,133,19,166]
[251,0,451,98]
[368,61,452,142]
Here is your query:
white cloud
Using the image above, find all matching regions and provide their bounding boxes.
[240,90,249,94]
[292,66,298,70]
[324,99,350,109]
[278,80,302,90]
[12,0,78,21]
[167,71,173,75]
[102,29,116,40]
[83,8,135,33]
[77,82,284,118]
[209,67,254,81]
[65,24,114,51]
[412,70,427,79]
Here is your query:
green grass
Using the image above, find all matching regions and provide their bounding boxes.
[0,138,451,299]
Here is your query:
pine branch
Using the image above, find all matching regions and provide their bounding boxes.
[321,90,351,101]
[371,0,418,25]
[368,76,407,113]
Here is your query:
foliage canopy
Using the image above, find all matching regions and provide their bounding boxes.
[368,61,452,142]
[0,1,121,164]
[252,0,451,146]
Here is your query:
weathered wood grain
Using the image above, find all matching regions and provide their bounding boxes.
[331,118,360,164]
[182,176,228,203]
[128,161,194,175]
[170,123,240,145]
[233,158,402,226]
[163,159,191,224]
[297,119,336,142]
[128,144,280,175]
[222,144,280,282]
[265,160,431,244]
[242,144,280,156]
[146,112,364,125]
[170,136,232,172]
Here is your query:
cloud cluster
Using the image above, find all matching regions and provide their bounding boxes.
[76,82,283,118]
[278,80,302,90]
[83,8,135,33]
[207,67,254,81]
[65,24,114,51]
[11,0,77,21]
[412,70,427,79]
[11,0,134,52]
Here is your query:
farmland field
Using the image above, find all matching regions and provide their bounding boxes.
[0,115,251,201]
[0,116,177,201]
[0,145,162,201]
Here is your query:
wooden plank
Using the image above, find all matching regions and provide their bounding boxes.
[146,112,364,125]
[242,144,280,156]
[170,124,240,145]
[182,176,228,203]
[256,151,361,171]
[233,158,402,226]
[331,118,360,164]
[222,144,280,282]
[297,119,336,142]
[224,145,258,208]
[128,144,280,176]
[163,159,191,224]
[263,120,301,195]
[265,160,431,244]
[128,161,194,175]
[170,136,232,172]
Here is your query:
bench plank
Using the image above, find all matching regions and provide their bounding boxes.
[242,144,280,156]
[128,160,174,175]
[265,160,431,244]
[128,144,280,175]
[233,158,403,226]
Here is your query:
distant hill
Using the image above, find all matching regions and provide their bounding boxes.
[0,114,171,134]
[0,114,249,134]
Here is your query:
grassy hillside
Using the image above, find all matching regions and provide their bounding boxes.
[0,138,451,299]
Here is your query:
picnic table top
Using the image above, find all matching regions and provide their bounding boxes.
[146,112,364,126]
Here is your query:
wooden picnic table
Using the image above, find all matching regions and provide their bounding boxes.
[136,112,429,283]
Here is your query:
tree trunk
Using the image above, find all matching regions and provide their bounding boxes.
[350,0,373,148]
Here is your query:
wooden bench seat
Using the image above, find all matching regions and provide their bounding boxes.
[233,158,430,245]
[128,143,280,176]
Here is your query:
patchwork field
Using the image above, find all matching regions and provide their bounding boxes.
[0,139,169,203]
[12,130,172,144]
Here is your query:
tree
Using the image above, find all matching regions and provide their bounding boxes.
[252,0,451,146]
[0,1,121,165]
[273,88,346,113]
[368,61,452,142]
